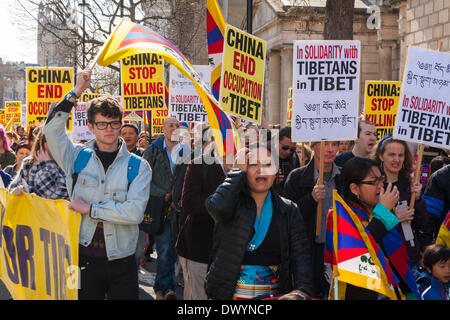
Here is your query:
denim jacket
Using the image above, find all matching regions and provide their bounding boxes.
[43,99,152,261]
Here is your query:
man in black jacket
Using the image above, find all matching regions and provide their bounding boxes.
[283,141,341,299]
[205,144,313,300]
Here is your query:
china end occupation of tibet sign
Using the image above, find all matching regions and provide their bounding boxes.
[291,40,360,142]
[393,46,450,149]
[219,24,266,124]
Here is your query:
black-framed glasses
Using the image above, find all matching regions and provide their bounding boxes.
[359,175,386,186]
[92,121,122,130]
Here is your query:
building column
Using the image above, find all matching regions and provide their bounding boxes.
[268,49,281,125]
[280,46,293,127]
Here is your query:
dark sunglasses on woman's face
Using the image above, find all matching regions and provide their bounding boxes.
[281,145,296,152]
[359,175,386,186]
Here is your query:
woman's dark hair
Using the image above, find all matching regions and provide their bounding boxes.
[372,138,413,180]
[429,156,450,176]
[422,244,450,271]
[341,157,380,211]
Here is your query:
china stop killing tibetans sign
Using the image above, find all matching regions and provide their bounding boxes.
[220,24,266,123]
[0,190,81,300]
[169,64,210,123]
[121,53,165,111]
[286,88,293,127]
[151,108,168,136]
[5,101,22,127]
[26,67,73,129]
[364,81,401,141]
[292,40,360,142]
[393,46,450,149]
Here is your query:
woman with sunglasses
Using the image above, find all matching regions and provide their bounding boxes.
[326,157,415,299]
[373,137,428,275]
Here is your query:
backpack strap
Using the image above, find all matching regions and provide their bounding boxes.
[72,148,93,196]
[127,153,141,190]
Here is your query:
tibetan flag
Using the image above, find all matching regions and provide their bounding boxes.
[164,82,169,109]
[436,210,450,248]
[206,0,226,100]
[380,222,421,299]
[94,19,240,156]
[324,190,399,300]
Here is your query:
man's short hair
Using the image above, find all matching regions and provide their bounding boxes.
[87,96,123,123]
[279,127,292,141]
[122,123,139,135]
[357,120,375,138]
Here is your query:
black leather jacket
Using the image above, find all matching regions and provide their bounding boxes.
[205,169,313,300]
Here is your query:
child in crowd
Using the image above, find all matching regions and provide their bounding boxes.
[417,244,450,300]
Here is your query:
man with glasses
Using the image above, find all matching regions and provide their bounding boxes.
[283,140,341,299]
[43,68,152,300]
[273,126,300,194]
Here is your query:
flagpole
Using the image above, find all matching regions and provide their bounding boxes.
[334,276,339,300]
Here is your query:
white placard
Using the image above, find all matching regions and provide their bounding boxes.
[72,102,94,141]
[169,64,210,123]
[292,40,360,142]
[393,47,450,149]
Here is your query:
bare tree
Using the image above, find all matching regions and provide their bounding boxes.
[324,0,355,40]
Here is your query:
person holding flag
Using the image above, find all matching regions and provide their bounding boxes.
[325,157,420,299]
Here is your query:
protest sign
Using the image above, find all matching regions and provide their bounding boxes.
[121,53,165,111]
[292,40,360,142]
[5,101,22,127]
[0,190,81,300]
[26,67,73,129]
[286,88,293,127]
[80,93,107,102]
[219,24,266,123]
[0,109,5,125]
[393,46,450,149]
[151,108,168,136]
[364,81,401,141]
[169,65,210,123]
[21,104,27,128]
[72,102,94,142]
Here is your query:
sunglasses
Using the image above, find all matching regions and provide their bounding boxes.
[359,175,386,186]
[281,145,296,152]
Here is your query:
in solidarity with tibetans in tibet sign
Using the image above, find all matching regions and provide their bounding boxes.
[169,65,210,123]
[121,53,165,111]
[26,67,73,128]
[0,190,81,300]
[393,46,450,149]
[364,81,401,141]
[292,40,360,142]
[5,101,22,127]
[219,24,266,123]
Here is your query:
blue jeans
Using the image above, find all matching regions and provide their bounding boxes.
[154,215,176,294]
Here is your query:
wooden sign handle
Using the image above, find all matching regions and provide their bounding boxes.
[409,143,424,211]
[316,141,325,237]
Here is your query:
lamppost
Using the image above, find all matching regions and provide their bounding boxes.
[79,0,90,69]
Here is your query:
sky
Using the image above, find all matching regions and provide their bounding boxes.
[0,0,37,64]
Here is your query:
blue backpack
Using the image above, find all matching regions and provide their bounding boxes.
[71,148,141,196]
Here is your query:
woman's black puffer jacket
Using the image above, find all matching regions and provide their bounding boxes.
[205,169,313,300]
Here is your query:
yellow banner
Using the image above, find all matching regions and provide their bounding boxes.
[80,93,107,102]
[26,67,74,130]
[286,88,293,127]
[121,53,165,111]
[219,24,266,123]
[151,109,168,136]
[0,109,6,126]
[0,190,81,300]
[5,101,22,128]
[363,81,401,141]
